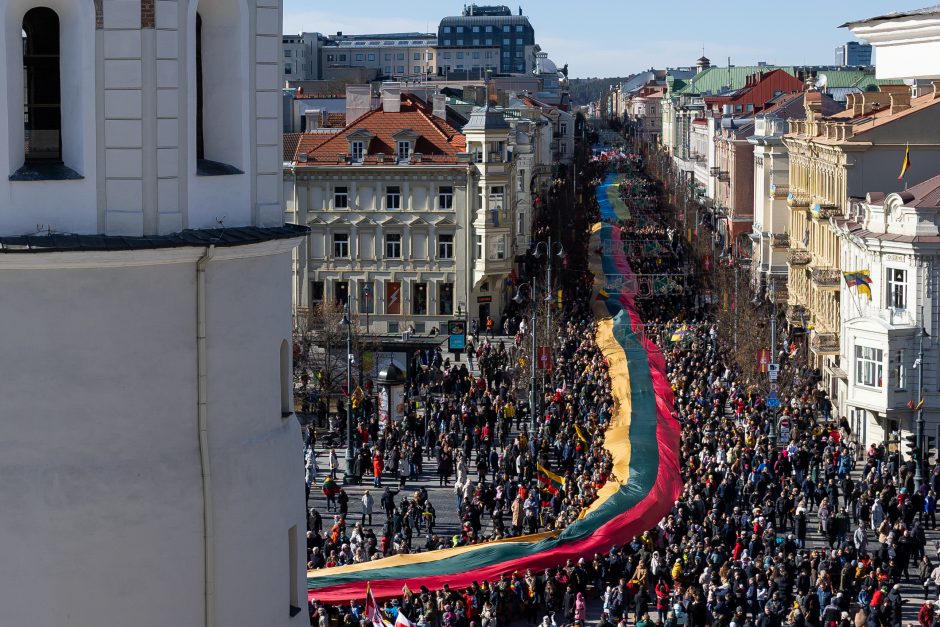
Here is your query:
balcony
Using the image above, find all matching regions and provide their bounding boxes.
[811,267,841,290]
[769,183,789,200]
[786,304,808,328]
[811,332,840,355]
[771,233,790,249]
[709,166,720,177]
[787,249,811,266]
[787,192,810,209]
[772,283,789,304]
[811,203,838,220]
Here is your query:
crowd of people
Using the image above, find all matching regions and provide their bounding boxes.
[301,151,940,627]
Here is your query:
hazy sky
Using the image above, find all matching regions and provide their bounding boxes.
[283,1,921,78]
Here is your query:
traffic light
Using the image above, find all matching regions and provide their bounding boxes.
[905,435,920,463]
[926,436,937,465]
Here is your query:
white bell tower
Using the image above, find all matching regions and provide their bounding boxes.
[0,2,307,626]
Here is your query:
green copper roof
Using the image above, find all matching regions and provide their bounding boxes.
[671,66,903,97]
[674,65,795,95]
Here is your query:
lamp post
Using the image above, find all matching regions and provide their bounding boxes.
[362,283,371,334]
[532,237,566,334]
[513,281,538,433]
[768,279,778,449]
[915,305,927,488]
[341,303,354,483]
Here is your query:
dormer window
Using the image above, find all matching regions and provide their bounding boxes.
[397,141,411,162]
[346,129,373,164]
[392,129,419,163]
[350,141,364,163]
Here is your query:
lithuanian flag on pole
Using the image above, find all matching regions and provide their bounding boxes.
[898,143,911,180]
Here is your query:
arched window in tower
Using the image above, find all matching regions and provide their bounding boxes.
[194,2,245,176]
[22,8,61,164]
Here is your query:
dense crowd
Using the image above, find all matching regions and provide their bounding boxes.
[303,152,940,627]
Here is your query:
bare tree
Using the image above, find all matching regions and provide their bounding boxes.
[292,302,381,406]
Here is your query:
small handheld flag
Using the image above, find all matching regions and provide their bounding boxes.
[898,143,911,180]
[670,324,689,343]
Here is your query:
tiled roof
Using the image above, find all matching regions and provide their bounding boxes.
[676,66,795,96]
[284,132,302,162]
[291,94,466,165]
[324,112,347,128]
[899,173,940,208]
[761,91,843,119]
[675,66,900,97]
[835,92,940,134]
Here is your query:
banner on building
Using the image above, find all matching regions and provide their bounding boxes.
[386,281,401,315]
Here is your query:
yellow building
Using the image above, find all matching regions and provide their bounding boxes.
[782,83,940,412]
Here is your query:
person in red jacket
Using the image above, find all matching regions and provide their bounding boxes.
[919,600,935,627]
[372,451,384,487]
[655,580,671,623]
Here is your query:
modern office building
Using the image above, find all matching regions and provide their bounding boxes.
[835,41,873,66]
[438,4,536,74]
[1,1,306,625]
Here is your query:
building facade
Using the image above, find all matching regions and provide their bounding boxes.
[283,32,322,81]
[834,179,940,446]
[0,1,306,625]
[748,92,844,294]
[438,5,536,75]
[835,41,873,67]
[286,86,525,331]
[782,86,940,417]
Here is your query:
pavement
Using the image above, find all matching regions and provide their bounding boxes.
[304,332,515,544]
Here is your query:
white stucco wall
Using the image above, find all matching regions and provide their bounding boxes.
[0,244,305,627]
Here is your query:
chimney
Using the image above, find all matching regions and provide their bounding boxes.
[304,109,321,131]
[432,93,447,119]
[381,82,401,113]
[345,85,373,125]
[890,91,912,115]
[933,81,940,99]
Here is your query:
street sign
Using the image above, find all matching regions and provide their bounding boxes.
[766,397,780,408]
[447,320,466,351]
[769,383,779,392]
[778,417,791,443]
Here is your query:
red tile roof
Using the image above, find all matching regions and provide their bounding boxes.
[284,132,302,162]
[292,94,466,165]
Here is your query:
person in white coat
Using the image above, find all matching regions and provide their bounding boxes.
[361,489,374,526]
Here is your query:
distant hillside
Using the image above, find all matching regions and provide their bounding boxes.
[569,77,634,105]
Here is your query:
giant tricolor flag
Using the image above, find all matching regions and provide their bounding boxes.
[306,175,682,603]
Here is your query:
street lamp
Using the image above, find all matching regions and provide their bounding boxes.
[914,305,928,488]
[532,238,566,333]
[767,279,778,449]
[340,303,354,483]
[362,283,371,334]
[513,281,538,434]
